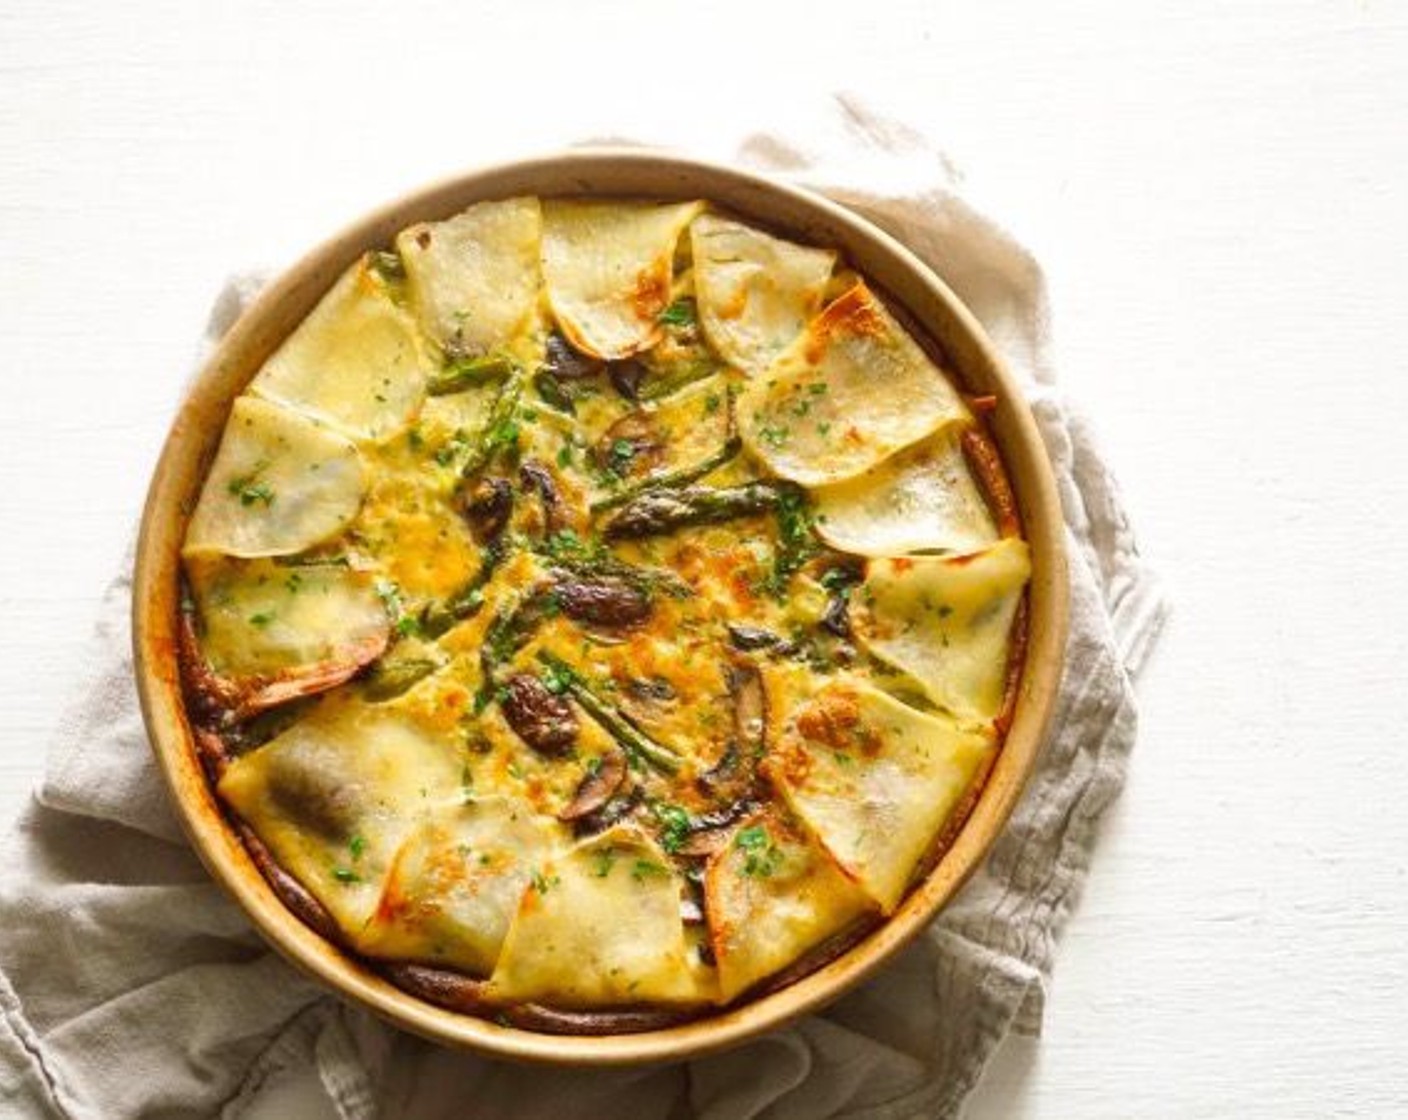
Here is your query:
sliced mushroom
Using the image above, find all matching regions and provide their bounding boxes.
[500,672,579,756]
[462,476,514,542]
[569,784,644,838]
[727,662,767,758]
[625,676,677,704]
[674,797,764,857]
[558,748,628,822]
[519,459,570,536]
[608,358,649,401]
[594,412,664,481]
[545,331,604,381]
[553,574,652,628]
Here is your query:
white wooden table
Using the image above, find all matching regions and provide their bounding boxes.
[4,2,1406,1115]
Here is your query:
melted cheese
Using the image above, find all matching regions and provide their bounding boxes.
[251,257,433,441]
[705,813,873,1002]
[691,214,835,376]
[737,282,968,485]
[490,828,702,1007]
[854,539,1031,723]
[765,679,994,912]
[541,200,704,360]
[396,197,544,361]
[186,555,389,680]
[813,423,998,557]
[184,396,365,559]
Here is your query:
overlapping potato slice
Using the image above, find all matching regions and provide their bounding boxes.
[853,539,1031,723]
[184,396,365,559]
[541,200,704,360]
[764,679,994,913]
[737,281,968,485]
[705,813,874,1003]
[218,689,467,939]
[490,828,702,1007]
[396,197,544,361]
[185,554,389,691]
[690,213,835,376]
[360,797,567,975]
[250,255,434,441]
[813,423,998,557]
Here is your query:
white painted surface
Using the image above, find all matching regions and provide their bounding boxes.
[2,1,1406,1116]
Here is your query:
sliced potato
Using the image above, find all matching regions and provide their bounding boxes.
[541,200,704,360]
[186,554,389,684]
[490,828,702,1007]
[764,678,994,912]
[396,197,543,361]
[251,256,434,441]
[705,812,874,1002]
[218,690,467,938]
[853,538,1031,723]
[691,213,835,376]
[813,423,998,557]
[360,797,567,975]
[184,396,365,559]
[737,282,968,485]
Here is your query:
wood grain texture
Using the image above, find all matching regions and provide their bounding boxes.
[2,0,1406,1115]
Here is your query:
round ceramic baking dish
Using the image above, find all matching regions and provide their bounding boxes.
[132,149,1068,1065]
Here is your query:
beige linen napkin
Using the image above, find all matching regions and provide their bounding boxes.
[0,111,1166,1120]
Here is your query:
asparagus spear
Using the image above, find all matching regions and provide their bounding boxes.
[459,364,527,478]
[602,481,781,540]
[426,354,515,397]
[362,657,441,702]
[536,651,683,775]
[590,435,743,514]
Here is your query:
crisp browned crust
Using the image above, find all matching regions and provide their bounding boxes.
[381,963,705,1035]
[234,820,342,943]
[748,916,881,1002]
[961,422,1022,539]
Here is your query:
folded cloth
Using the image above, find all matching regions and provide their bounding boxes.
[0,104,1167,1120]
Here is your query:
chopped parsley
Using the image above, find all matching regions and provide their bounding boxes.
[658,298,696,327]
[348,834,366,861]
[652,802,692,854]
[758,423,791,449]
[248,611,275,628]
[592,848,617,878]
[530,869,560,894]
[735,825,785,878]
[331,867,361,885]
[631,859,669,882]
[227,474,274,508]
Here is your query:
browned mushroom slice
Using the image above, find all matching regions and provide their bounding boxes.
[558,748,628,822]
[500,672,580,756]
[594,411,665,481]
[552,574,652,628]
